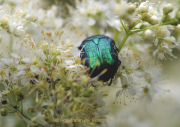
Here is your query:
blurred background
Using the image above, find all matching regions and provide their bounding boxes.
[0,0,180,127]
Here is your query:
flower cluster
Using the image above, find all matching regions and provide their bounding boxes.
[0,1,108,127]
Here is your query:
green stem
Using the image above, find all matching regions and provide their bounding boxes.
[131,19,177,34]
[9,34,13,53]
[117,19,177,52]
[7,90,43,126]
[7,96,12,104]
[73,122,78,127]
[17,110,44,127]
[59,116,63,127]
[120,18,128,33]
[160,15,166,23]
[47,48,57,127]
[51,76,57,127]
[6,106,16,112]
[52,79,55,89]
[21,101,23,113]
[113,28,120,41]
[118,33,130,52]
[8,111,17,113]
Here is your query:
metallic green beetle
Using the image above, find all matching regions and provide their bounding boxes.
[78,35,121,86]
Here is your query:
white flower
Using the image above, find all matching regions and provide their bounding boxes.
[152,26,177,60]
[154,26,170,38]
[119,50,143,78]
[0,57,20,83]
[137,63,165,102]
[113,75,137,105]
[153,36,178,59]
[153,40,177,60]
[139,79,163,102]
[139,2,149,13]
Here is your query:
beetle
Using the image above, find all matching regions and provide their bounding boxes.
[78,35,121,86]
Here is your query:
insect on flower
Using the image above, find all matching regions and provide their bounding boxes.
[78,35,121,86]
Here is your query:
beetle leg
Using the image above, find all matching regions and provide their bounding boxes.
[104,29,106,34]
[91,83,96,87]
[108,78,112,86]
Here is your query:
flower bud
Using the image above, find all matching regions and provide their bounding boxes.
[127,4,136,14]
[140,22,150,29]
[32,58,39,65]
[48,103,54,109]
[175,24,180,32]
[14,88,24,102]
[89,123,95,126]
[56,108,61,114]
[39,81,46,88]
[2,89,10,97]
[15,91,25,102]
[65,86,71,91]
[1,16,9,29]
[87,88,94,94]
[14,26,25,37]
[72,105,77,112]
[141,13,151,21]
[170,18,179,26]
[52,57,58,63]
[13,86,19,91]
[41,93,48,100]
[43,116,53,124]
[80,75,89,84]
[43,116,50,122]
[57,100,61,106]
[176,11,180,20]
[149,15,159,25]
[87,104,94,108]
[28,107,35,113]
[143,30,154,40]
[68,78,73,84]
[59,64,66,70]
[139,2,148,13]
[163,3,173,15]
[128,19,136,29]
[0,108,8,116]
